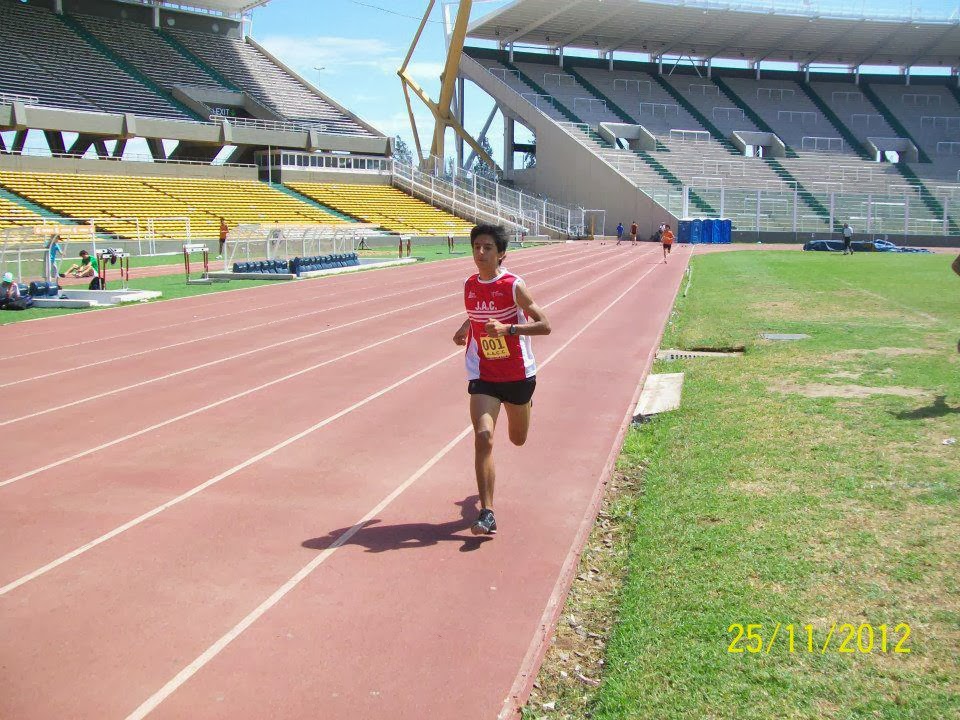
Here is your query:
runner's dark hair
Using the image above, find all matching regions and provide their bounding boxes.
[470,224,509,261]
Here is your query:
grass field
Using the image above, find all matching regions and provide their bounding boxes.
[526,250,960,720]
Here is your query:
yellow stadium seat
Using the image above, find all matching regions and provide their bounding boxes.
[0,171,348,240]
[285,182,475,236]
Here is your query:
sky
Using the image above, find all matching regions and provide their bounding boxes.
[251,0,515,163]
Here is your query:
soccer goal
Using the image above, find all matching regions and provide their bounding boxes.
[0,223,94,283]
[222,223,381,270]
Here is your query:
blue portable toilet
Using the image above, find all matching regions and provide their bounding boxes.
[721,219,733,244]
[690,219,703,244]
[677,220,692,244]
[701,219,715,244]
[711,219,722,245]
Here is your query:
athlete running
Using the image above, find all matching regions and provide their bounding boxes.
[453,224,552,536]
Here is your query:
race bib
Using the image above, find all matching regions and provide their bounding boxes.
[479,335,510,359]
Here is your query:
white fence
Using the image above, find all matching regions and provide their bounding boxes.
[902,93,942,107]
[573,97,607,114]
[688,83,719,97]
[0,92,39,105]
[757,87,795,100]
[543,73,576,87]
[712,107,745,122]
[920,116,960,132]
[778,110,819,124]
[613,78,651,94]
[802,136,845,152]
[831,91,863,103]
[488,67,520,83]
[850,113,883,128]
[639,102,679,117]
[669,129,711,143]
[520,93,557,113]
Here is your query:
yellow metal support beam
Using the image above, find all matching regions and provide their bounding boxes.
[398,0,499,174]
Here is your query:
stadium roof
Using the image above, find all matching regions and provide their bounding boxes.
[151,0,269,16]
[467,0,960,68]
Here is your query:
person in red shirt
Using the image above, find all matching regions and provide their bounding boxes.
[661,223,675,263]
[630,220,638,246]
[453,224,552,536]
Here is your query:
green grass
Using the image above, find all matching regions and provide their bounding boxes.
[547,251,960,719]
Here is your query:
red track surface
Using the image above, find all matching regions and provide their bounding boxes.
[0,242,688,720]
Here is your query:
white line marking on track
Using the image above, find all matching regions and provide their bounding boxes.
[122,253,661,720]
[3,244,576,347]
[0,249,601,426]
[0,251,654,595]
[1,250,629,488]
[0,247,585,387]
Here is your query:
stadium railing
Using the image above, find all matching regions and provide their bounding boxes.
[267,150,585,237]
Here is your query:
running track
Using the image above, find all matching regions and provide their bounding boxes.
[0,242,689,720]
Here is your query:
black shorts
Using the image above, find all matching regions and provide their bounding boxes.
[468,376,536,405]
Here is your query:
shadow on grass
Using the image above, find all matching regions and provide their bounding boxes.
[302,496,490,554]
[892,395,960,420]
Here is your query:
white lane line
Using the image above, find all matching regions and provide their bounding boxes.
[0,250,652,594]
[0,246,585,387]
[0,249,639,487]
[3,244,578,351]
[123,254,661,720]
[0,313,461,490]
[0,249,602,425]
[0,350,461,599]
[1,250,627,488]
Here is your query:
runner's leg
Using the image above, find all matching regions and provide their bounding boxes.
[503,400,532,447]
[471,393,501,509]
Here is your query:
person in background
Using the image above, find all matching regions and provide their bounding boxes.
[218,218,229,260]
[630,220,638,247]
[62,250,98,278]
[47,235,63,283]
[614,221,624,246]
[842,222,854,255]
[661,224,675,264]
[0,271,20,308]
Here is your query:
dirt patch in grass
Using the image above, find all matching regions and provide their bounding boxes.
[823,371,863,380]
[829,347,935,359]
[769,381,928,399]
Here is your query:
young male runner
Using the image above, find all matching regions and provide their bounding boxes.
[661,224,675,263]
[453,224,552,536]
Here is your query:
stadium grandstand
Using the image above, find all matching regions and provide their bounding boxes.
[0,0,587,268]
[453,0,960,242]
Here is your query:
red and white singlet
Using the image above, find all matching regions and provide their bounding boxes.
[463,270,537,382]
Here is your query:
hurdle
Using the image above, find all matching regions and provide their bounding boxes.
[183,242,226,285]
[95,248,130,290]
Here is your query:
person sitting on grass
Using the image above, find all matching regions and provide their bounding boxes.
[1,271,20,308]
[61,250,98,279]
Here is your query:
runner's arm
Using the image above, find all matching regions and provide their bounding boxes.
[453,319,470,346]
[486,283,551,338]
[952,253,960,277]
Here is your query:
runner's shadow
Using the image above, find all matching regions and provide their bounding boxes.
[891,395,960,420]
[302,497,490,554]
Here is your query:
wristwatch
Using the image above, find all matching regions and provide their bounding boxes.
[508,324,518,336]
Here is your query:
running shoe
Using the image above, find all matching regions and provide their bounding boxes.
[472,508,497,536]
